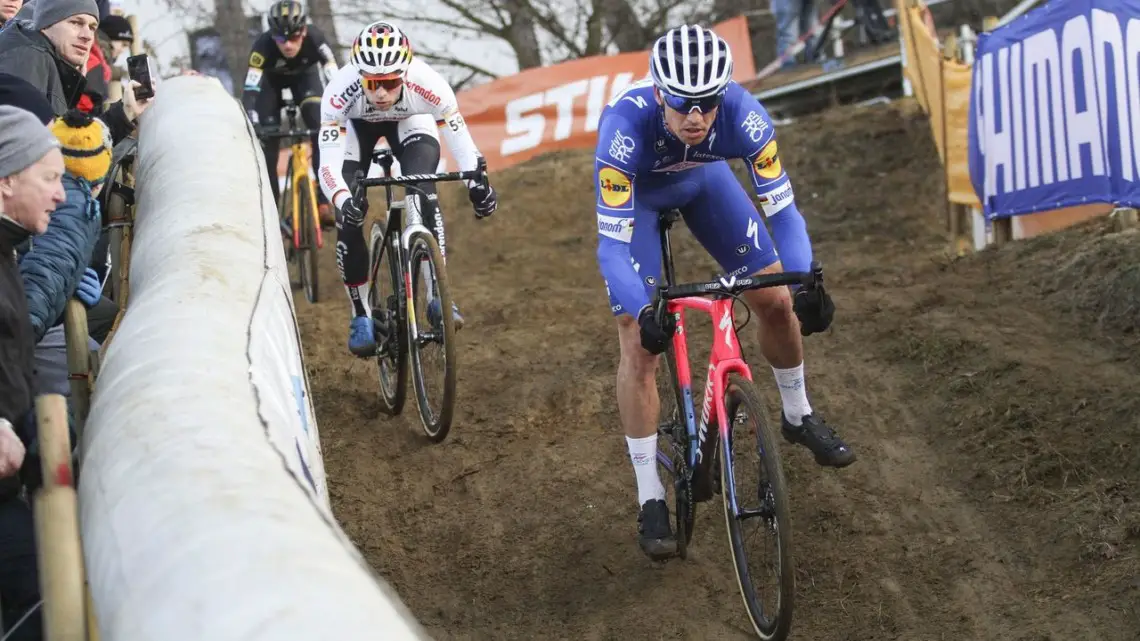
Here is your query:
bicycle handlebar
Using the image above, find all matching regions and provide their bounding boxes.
[260,127,320,140]
[652,262,825,325]
[350,156,488,203]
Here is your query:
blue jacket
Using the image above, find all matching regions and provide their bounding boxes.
[17,174,102,343]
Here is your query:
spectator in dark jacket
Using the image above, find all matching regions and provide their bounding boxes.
[0,71,53,123]
[18,108,109,398]
[0,0,21,28]
[0,0,152,144]
[0,103,65,641]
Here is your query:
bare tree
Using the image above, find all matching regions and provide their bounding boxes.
[158,0,251,95]
[334,0,705,86]
[307,0,343,61]
[214,0,253,94]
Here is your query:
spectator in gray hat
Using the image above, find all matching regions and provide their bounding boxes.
[0,0,151,145]
[0,105,64,234]
[0,103,64,641]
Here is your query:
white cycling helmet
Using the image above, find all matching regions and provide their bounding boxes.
[649,24,734,99]
[351,21,413,76]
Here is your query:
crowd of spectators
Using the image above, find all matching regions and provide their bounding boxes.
[0,0,153,638]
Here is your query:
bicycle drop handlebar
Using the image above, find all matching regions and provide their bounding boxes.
[350,156,488,203]
[259,127,321,140]
[652,261,825,323]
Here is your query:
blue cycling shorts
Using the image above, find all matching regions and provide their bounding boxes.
[605,161,779,316]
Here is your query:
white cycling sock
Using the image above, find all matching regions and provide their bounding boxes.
[626,434,666,505]
[345,284,370,318]
[772,364,812,426]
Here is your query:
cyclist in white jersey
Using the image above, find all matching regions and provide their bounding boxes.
[318,20,498,357]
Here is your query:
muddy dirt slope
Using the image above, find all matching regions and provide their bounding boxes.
[297,101,1139,640]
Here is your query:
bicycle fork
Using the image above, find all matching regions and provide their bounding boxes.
[394,195,442,348]
[404,193,440,303]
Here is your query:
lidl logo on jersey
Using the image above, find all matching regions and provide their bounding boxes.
[598,164,634,210]
[968,0,1140,218]
[752,140,782,181]
[597,214,634,243]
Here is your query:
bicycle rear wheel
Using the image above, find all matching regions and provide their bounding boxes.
[656,345,695,558]
[297,177,319,303]
[721,374,794,640]
[407,230,456,442]
[369,220,407,415]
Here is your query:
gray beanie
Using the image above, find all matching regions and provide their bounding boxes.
[33,0,98,31]
[0,105,61,178]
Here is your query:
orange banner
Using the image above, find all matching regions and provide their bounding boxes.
[448,16,756,171]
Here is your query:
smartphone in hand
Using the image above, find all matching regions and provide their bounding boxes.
[126,53,156,101]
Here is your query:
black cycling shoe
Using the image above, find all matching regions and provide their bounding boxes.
[637,499,678,561]
[781,413,856,468]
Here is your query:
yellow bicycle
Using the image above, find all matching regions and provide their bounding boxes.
[262,99,324,304]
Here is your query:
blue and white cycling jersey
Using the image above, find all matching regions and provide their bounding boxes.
[594,78,814,317]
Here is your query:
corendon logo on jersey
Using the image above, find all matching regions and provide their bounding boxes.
[408,81,441,106]
[501,72,637,157]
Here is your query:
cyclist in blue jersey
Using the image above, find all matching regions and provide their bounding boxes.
[595,24,855,560]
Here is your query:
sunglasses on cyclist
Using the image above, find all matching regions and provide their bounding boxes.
[272,32,304,44]
[363,75,404,92]
[660,89,725,114]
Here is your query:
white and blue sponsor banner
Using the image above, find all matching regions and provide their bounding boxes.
[968,0,1140,219]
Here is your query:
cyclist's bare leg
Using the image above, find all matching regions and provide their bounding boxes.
[740,260,803,370]
[616,314,660,442]
[741,260,856,467]
[616,314,676,558]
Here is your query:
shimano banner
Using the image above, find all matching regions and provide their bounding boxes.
[968,0,1140,219]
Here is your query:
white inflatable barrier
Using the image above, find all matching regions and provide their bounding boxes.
[79,76,430,640]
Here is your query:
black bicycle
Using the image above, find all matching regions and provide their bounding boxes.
[352,150,487,442]
[260,98,323,304]
[653,209,821,639]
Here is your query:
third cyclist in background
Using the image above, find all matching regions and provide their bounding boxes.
[317,21,497,357]
[594,24,856,560]
[243,0,339,226]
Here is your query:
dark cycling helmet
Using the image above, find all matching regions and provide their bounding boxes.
[267,0,307,39]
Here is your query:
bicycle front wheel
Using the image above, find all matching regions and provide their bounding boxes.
[297,177,319,303]
[721,374,794,640]
[369,220,407,415]
[407,230,456,442]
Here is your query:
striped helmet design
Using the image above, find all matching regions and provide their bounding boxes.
[267,0,306,38]
[649,24,734,99]
[351,21,414,76]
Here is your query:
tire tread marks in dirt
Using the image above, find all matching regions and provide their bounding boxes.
[297,101,1138,640]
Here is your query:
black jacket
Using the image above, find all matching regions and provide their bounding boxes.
[0,217,36,499]
[0,22,133,143]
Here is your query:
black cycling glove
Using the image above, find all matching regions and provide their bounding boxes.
[637,305,676,355]
[468,181,497,219]
[339,196,366,228]
[793,284,835,336]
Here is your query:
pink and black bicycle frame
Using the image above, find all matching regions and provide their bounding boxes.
[666,295,755,483]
